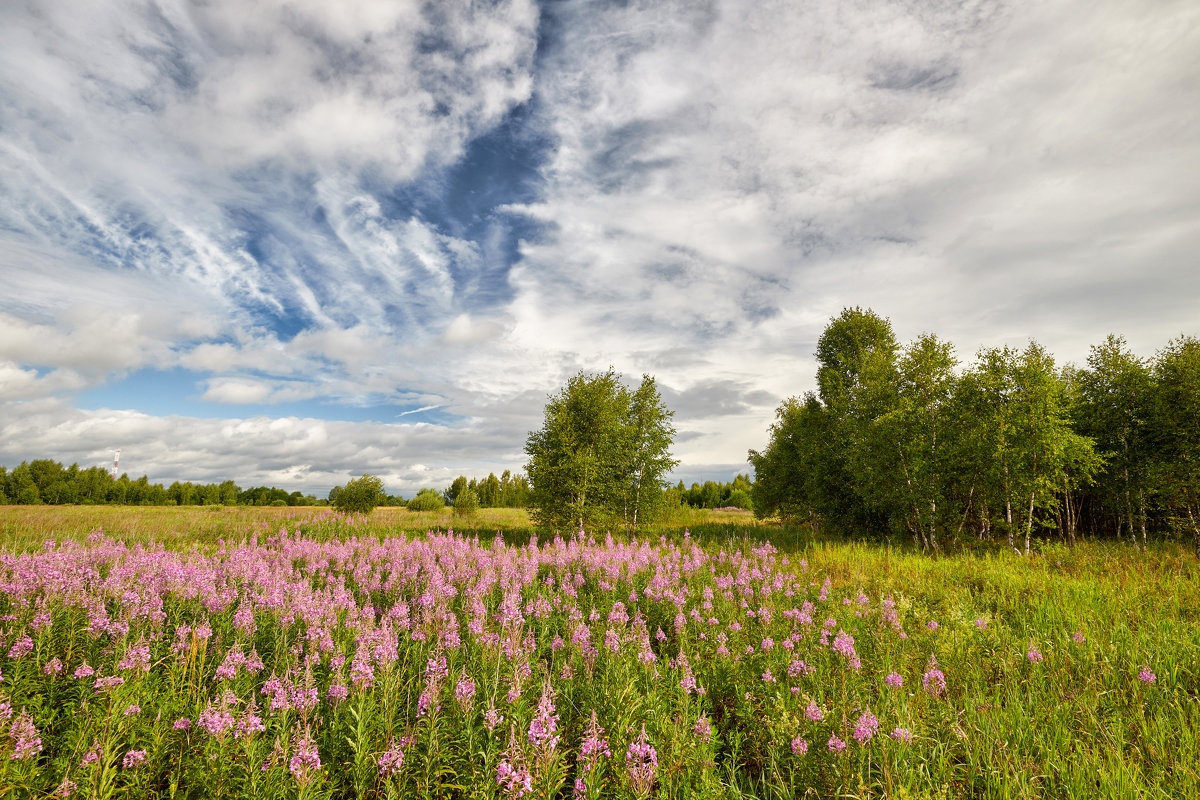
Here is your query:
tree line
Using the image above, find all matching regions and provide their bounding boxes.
[749,308,1200,555]
[668,475,755,511]
[0,460,324,507]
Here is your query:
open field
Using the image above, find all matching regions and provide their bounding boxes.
[0,507,1197,798]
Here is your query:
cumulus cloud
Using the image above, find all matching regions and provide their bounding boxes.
[1,0,1197,489]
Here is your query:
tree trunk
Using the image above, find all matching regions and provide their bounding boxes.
[1138,490,1148,550]
[1187,504,1200,559]
[1024,489,1035,556]
[1005,497,1014,552]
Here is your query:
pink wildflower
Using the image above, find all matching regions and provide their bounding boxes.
[692,715,712,744]
[922,663,946,697]
[791,736,808,755]
[289,727,321,784]
[626,724,658,797]
[853,710,879,743]
[9,709,42,760]
[377,736,406,778]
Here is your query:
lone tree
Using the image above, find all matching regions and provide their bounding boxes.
[332,474,385,514]
[525,369,677,532]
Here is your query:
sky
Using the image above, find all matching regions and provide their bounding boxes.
[1,0,1198,498]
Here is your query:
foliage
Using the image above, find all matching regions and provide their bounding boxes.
[452,486,479,517]
[749,308,1198,553]
[405,489,446,512]
[440,471,531,509]
[0,460,319,507]
[331,474,385,514]
[525,370,677,532]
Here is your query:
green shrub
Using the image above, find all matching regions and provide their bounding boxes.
[406,488,445,512]
[453,487,479,517]
[332,474,385,514]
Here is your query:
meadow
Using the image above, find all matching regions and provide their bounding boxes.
[0,506,1197,799]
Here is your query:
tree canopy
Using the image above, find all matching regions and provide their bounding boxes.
[524,370,677,532]
[751,309,1199,554]
[331,474,385,514]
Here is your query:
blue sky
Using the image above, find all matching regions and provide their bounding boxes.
[1,0,1198,497]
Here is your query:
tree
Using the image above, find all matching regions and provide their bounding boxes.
[815,307,901,537]
[619,375,678,529]
[1075,335,1155,547]
[1150,335,1200,556]
[875,333,959,551]
[444,476,468,505]
[406,489,446,512]
[524,369,676,531]
[453,486,479,517]
[332,474,385,514]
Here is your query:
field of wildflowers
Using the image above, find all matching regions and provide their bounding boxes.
[0,509,1197,798]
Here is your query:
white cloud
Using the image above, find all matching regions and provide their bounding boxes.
[1,0,1197,485]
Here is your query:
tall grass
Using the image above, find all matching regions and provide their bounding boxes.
[0,508,1195,798]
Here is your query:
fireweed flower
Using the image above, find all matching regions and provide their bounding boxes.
[496,755,533,799]
[54,778,77,797]
[484,704,503,732]
[7,635,33,660]
[891,727,913,744]
[1138,667,1157,684]
[853,710,879,743]
[173,718,192,730]
[805,700,825,722]
[577,710,612,797]
[626,725,658,797]
[827,735,847,754]
[791,736,808,755]
[377,736,407,778]
[1073,631,1087,644]
[94,675,125,693]
[122,749,147,770]
[237,698,266,739]
[289,727,322,784]
[1027,647,1044,664]
[123,704,141,717]
[455,673,476,706]
[692,715,712,744]
[923,661,947,697]
[73,662,95,680]
[884,672,903,688]
[80,739,102,766]
[9,709,43,760]
[528,683,560,753]
[198,704,236,738]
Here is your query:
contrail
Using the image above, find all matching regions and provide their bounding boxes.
[397,405,441,418]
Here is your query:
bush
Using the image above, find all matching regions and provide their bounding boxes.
[453,487,479,517]
[406,489,445,512]
[332,474,385,514]
[727,489,754,511]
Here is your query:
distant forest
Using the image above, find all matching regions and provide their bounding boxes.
[0,459,757,515]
